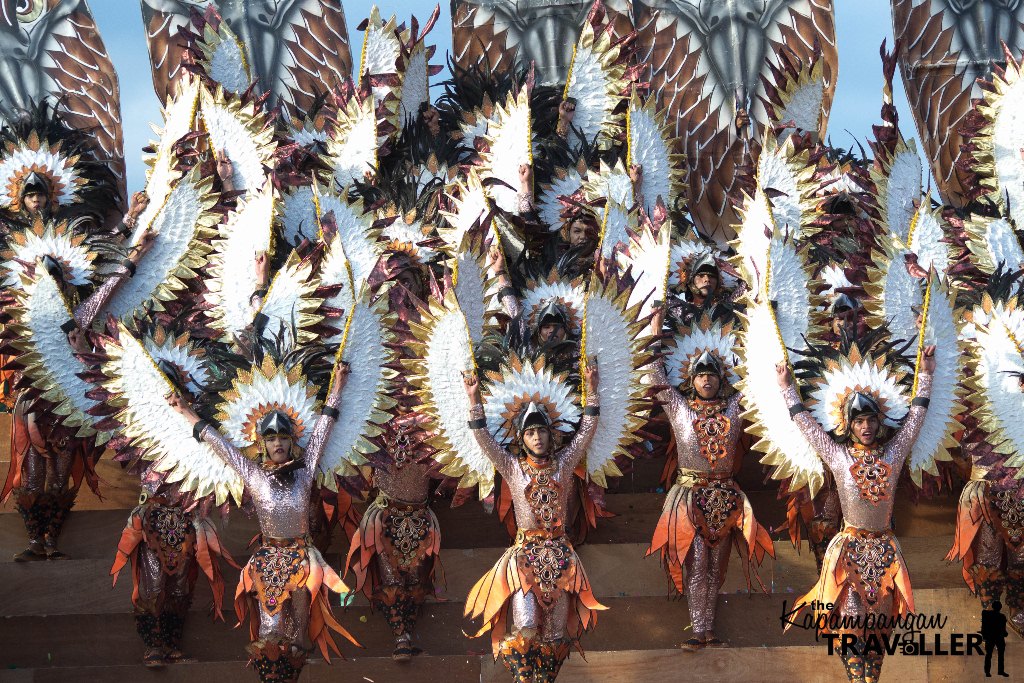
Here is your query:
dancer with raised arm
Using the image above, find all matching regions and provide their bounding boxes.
[462,362,604,683]
[645,305,774,650]
[165,356,359,682]
[777,346,935,683]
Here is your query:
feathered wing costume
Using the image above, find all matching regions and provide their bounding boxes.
[646,308,775,647]
[0,216,144,560]
[94,329,362,679]
[96,322,238,664]
[955,292,1024,640]
[946,67,1024,639]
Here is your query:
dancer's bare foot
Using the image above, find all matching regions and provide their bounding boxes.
[13,541,46,562]
[392,635,414,662]
[143,647,165,668]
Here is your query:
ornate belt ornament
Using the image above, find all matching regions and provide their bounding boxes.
[843,532,897,605]
[692,479,740,541]
[384,507,431,568]
[993,489,1024,548]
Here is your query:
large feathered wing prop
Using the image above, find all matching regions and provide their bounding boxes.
[892,0,1024,209]
[633,0,836,243]
[562,3,634,152]
[738,230,824,495]
[0,266,110,444]
[904,275,962,485]
[406,289,493,497]
[327,89,379,187]
[205,180,277,343]
[92,323,244,505]
[0,0,125,197]
[199,85,276,197]
[968,296,1024,476]
[254,249,325,350]
[478,86,534,213]
[1,219,94,289]
[579,277,651,487]
[627,91,686,217]
[620,220,672,320]
[313,184,384,288]
[453,231,502,345]
[141,0,353,116]
[104,166,219,321]
[318,287,397,486]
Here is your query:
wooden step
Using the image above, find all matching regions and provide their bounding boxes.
[6,633,1021,683]
[0,588,999,669]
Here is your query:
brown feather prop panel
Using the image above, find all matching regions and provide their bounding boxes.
[892,0,1024,209]
[451,0,634,87]
[140,0,353,117]
[633,0,836,244]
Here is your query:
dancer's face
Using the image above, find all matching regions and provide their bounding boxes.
[397,270,423,299]
[850,415,880,446]
[568,221,590,247]
[831,313,852,336]
[23,193,46,212]
[539,323,566,344]
[523,427,551,456]
[263,434,293,463]
[692,272,719,298]
[693,373,721,399]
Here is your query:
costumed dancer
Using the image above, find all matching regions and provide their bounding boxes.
[165,355,360,681]
[949,287,1024,639]
[110,465,237,668]
[645,305,774,649]
[104,335,238,668]
[345,249,444,663]
[2,214,154,561]
[462,363,604,683]
[777,346,935,682]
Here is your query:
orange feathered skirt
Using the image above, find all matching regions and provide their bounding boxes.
[646,471,775,594]
[787,526,914,637]
[235,535,360,661]
[110,500,237,619]
[465,528,606,656]
[344,493,443,598]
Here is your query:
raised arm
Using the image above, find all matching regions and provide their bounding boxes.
[248,251,270,315]
[777,363,845,472]
[165,391,262,486]
[463,371,516,480]
[73,223,157,329]
[304,360,350,474]
[561,362,600,472]
[889,346,935,462]
[516,164,534,216]
[646,307,688,421]
[488,245,521,318]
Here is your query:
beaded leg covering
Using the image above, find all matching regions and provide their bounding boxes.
[970,565,1006,609]
[134,611,163,649]
[862,648,884,683]
[373,585,425,638]
[839,640,866,683]
[159,595,192,651]
[45,487,76,545]
[535,638,571,683]
[498,632,539,683]
[13,488,51,543]
[247,640,307,683]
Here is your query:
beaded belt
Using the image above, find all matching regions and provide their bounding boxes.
[373,491,429,511]
[842,525,893,539]
[676,467,734,487]
[515,527,566,544]
[262,535,309,548]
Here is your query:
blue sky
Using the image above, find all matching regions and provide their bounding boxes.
[91,0,920,194]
